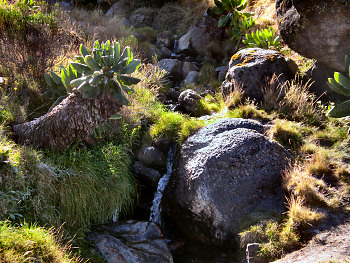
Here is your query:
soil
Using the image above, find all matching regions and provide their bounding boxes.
[274,215,350,263]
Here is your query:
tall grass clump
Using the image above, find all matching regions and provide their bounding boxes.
[0,221,79,263]
[262,75,326,126]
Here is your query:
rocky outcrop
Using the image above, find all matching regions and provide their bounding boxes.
[222,48,295,101]
[164,118,291,246]
[88,220,173,263]
[276,0,350,73]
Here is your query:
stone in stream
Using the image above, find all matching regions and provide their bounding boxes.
[88,220,173,263]
[164,118,291,246]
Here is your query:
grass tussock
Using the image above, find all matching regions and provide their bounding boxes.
[0,221,79,263]
[262,75,326,126]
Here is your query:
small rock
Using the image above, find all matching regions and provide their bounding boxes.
[178,89,202,114]
[167,88,180,101]
[161,47,172,58]
[133,161,162,188]
[182,62,199,78]
[158,59,184,82]
[216,66,229,81]
[246,243,260,263]
[183,71,199,84]
[157,31,174,49]
[130,10,154,28]
[178,30,193,53]
[138,146,166,170]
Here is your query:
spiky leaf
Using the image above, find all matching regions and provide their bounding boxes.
[50,71,62,84]
[84,55,101,71]
[218,14,231,28]
[328,78,350,96]
[334,72,350,90]
[61,69,72,93]
[44,73,55,88]
[121,59,141,74]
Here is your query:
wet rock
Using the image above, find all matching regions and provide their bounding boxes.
[178,89,202,114]
[164,118,290,246]
[183,71,199,84]
[138,146,166,170]
[146,45,163,61]
[182,62,199,78]
[158,59,184,82]
[222,48,295,102]
[157,31,174,49]
[88,220,173,263]
[276,0,350,72]
[134,161,162,188]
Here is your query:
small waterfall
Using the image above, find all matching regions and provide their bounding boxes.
[149,145,176,225]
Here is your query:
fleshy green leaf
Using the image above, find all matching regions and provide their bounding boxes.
[218,14,231,28]
[50,71,62,84]
[84,55,101,71]
[44,72,55,88]
[80,44,90,57]
[121,59,141,74]
[327,99,350,118]
[334,72,350,90]
[117,75,141,86]
[71,63,94,75]
[71,76,92,88]
[61,69,72,93]
[114,42,121,64]
[109,113,122,120]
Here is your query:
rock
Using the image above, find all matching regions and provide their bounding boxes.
[222,48,295,101]
[178,89,202,114]
[164,118,290,246]
[88,220,173,263]
[130,9,155,28]
[178,30,193,54]
[146,45,163,61]
[246,243,260,263]
[216,66,229,81]
[133,161,162,188]
[182,62,199,78]
[167,88,180,101]
[161,47,172,58]
[189,10,233,64]
[157,31,174,49]
[276,0,350,73]
[183,71,199,84]
[58,1,72,10]
[138,146,166,170]
[105,1,131,19]
[306,61,348,103]
[158,59,184,82]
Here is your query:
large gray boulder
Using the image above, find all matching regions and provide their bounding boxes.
[276,0,350,73]
[88,220,173,263]
[164,118,291,246]
[222,48,295,101]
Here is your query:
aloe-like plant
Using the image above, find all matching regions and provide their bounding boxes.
[44,40,141,110]
[327,55,350,117]
[210,0,255,41]
[243,26,281,50]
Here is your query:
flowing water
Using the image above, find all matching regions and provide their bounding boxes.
[149,144,176,225]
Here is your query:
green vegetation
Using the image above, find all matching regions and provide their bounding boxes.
[210,0,255,41]
[327,55,350,117]
[0,221,78,263]
[243,26,281,50]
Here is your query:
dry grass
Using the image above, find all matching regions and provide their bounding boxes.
[262,75,326,126]
[224,81,244,109]
[70,8,133,44]
[286,195,326,228]
[248,0,278,31]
